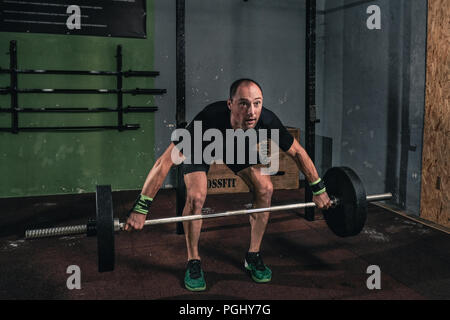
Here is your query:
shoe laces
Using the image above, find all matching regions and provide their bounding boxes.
[187,260,202,279]
[247,252,266,271]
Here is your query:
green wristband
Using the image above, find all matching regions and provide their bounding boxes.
[131,194,153,215]
[309,178,326,196]
[312,187,327,196]
[309,178,322,186]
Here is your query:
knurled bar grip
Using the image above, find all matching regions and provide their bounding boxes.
[25,225,87,239]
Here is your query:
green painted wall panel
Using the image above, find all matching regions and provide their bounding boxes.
[0,1,155,198]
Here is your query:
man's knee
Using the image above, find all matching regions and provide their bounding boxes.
[186,190,207,212]
[255,182,273,201]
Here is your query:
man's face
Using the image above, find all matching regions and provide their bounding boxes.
[227,82,263,130]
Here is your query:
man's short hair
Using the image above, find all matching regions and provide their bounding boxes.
[229,78,263,100]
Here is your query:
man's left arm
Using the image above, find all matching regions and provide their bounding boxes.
[285,139,332,210]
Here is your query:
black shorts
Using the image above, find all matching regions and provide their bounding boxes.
[181,162,255,176]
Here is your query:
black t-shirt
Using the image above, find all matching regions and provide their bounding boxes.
[175,100,294,167]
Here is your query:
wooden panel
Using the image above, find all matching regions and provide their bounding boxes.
[420,0,450,228]
[207,128,300,194]
[207,163,249,194]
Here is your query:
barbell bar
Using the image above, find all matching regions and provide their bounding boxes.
[24,167,393,272]
[0,87,167,95]
[0,67,160,78]
[0,106,159,113]
[121,193,391,229]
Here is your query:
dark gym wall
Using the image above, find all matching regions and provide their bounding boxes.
[0,1,156,198]
[2,0,428,217]
[184,0,306,125]
[0,0,310,198]
[321,0,428,216]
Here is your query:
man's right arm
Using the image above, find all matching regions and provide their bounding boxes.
[124,143,183,231]
[125,105,208,231]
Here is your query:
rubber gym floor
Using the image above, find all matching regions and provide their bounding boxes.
[0,188,449,300]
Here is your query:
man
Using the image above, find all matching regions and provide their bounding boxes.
[124,79,331,291]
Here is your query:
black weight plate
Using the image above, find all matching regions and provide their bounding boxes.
[323,167,367,237]
[96,185,115,272]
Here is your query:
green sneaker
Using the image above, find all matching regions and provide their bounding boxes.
[244,252,272,283]
[184,259,206,292]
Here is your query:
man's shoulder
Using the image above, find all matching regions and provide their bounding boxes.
[201,100,228,114]
[261,106,276,117]
[259,106,279,125]
[193,101,229,128]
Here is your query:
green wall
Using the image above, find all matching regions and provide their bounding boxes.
[0,1,156,198]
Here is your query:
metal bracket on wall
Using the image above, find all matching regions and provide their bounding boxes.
[0,41,166,133]
[309,105,321,124]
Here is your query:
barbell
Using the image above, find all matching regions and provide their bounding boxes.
[25,167,392,273]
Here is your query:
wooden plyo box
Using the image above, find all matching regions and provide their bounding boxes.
[207,127,300,194]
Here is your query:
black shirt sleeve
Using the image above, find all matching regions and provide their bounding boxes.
[185,109,206,133]
[173,109,206,161]
[266,111,294,152]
